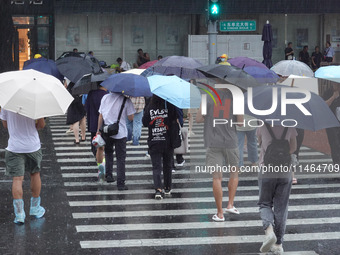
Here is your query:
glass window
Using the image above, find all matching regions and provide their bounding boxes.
[37,27,49,47]
[12,16,34,25]
[37,16,49,25]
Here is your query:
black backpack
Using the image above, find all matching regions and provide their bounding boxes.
[263,123,291,167]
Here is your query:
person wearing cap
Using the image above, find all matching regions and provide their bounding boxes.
[34,54,42,59]
[218,54,231,66]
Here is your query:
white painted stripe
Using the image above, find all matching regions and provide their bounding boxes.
[55,151,324,157]
[57,152,328,163]
[63,173,340,187]
[69,192,340,206]
[52,133,91,136]
[72,204,340,219]
[76,217,340,233]
[52,136,206,141]
[66,183,340,196]
[53,143,204,149]
[80,232,340,248]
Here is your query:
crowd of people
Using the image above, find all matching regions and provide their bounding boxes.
[284,41,335,70]
[1,44,339,254]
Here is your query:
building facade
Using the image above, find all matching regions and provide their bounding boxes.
[10,0,340,69]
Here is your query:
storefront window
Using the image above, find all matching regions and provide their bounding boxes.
[37,16,49,25]
[13,16,34,25]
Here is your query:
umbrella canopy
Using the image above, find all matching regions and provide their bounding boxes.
[244,66,279,84]
[262,23,273,68]
[244,85,339,131]
[147,75,201,109]
[144,56,205,79]
[101,73,152,97]
[315,66,340,83]
[72,74,98,96]
[196,64,260,90]
[0,69,73,119]
[56,55,109,83]
[23,57,63,81]
[138,60,158,69]
[280,75,319,95]
[271,60,314,77]
[228,57,268,69]
[123,68,146,75]
[56,56,93,83]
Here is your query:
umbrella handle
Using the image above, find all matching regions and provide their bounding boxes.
[290,79,295,87]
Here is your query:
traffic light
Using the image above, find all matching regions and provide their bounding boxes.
[208,0,220,22]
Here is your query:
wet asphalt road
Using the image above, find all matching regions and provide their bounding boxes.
[0,117,340,255]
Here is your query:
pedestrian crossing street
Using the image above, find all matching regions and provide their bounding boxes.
[49,115,340,255]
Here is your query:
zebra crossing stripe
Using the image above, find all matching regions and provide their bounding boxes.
[69,192,340,207]
[76,217,340,232]
[79,232,340,248]
[65,183,340,196]
[72,204,340,219]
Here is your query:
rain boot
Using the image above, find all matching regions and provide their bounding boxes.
[29,196,45,218]
[13,199,25,224]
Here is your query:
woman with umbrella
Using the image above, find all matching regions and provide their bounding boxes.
[142,95,178,199]
[64,78,87,144]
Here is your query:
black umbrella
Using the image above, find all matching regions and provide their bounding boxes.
[57,55,109,82]
[196,64,260,90]
[71,74,99,95]
[56,56,93,83]
[262,22,273,68]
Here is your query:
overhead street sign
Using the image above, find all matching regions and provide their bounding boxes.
[220,20,256,32]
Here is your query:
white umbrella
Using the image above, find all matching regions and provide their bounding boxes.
[279,74,319,95]
[270,60,314,77]
[0,69,74,119]
[122,68,146,75]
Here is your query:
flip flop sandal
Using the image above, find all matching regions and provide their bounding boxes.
[212,214,225,222]
[225,206,240,215]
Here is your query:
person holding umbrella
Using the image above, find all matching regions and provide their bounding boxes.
[97,93,135,188]
[0,110,46,224]
[142,95,178,199]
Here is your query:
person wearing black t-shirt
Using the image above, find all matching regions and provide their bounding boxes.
[299,45,310,66]
[323,84,340,165]
[284,42,294,60]
[311,46,323,71]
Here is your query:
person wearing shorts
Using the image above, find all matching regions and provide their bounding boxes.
[196,88,244,222]
[0,109,46,224]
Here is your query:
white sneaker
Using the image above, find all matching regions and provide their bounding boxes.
[175,160,185,167]
[172,169,176,173]
[270,244,284,254]
[65,129,73,135]
[145,153,150,158]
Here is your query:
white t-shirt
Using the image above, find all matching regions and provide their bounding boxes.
[120,61,131,71]
[99,93,135,139]
[0,109,41,153]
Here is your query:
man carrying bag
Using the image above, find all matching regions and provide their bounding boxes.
[97,93,135,188]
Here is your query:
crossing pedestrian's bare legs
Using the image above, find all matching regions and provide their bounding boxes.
[212,177,224,219]
[80,116,86,140]
[227,171,239,209]
[73,121,80,143]
[12,176,24,199]
[30,172,42,198]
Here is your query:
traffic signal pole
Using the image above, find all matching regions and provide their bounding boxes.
[208,20,218,65]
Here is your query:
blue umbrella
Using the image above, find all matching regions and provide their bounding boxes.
[315,66,340,83]
[244,85,340,131]
[23,57,63,81]
[147,75,201,109]
[141,56,205,79]
[101,73,152,97]
[243,66,279,84]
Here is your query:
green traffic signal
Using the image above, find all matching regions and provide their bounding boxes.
[208,0,220,21]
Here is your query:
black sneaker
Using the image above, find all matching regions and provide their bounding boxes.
[155,190,164,200]
[106,175,115,183]
[164,189,172,196]
[118,185,128,191]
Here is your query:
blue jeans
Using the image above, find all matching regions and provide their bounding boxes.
[127,110,143,145]
[237,129,258,166]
